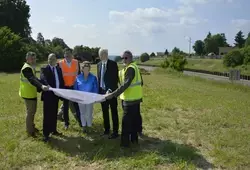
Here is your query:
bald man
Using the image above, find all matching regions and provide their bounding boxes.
[40,53,65,142]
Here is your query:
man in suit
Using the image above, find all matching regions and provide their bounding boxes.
[97,48,119,139]
[40,53,65,142]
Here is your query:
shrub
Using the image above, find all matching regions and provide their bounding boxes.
[160,58,170,68]
[241,46,250,65]
[114,56,122,62]
[245,37,250,47]
[169,54,187,71]
[223,49,244,67]
[0,27,26,72]
[140,53,150,62]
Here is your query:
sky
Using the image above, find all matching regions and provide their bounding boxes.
[26,0,250,55]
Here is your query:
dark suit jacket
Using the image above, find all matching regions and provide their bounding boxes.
[97,59,119,93]
[40,64,65,101]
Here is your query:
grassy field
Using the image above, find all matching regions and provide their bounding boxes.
[1,66,250,169]
[136,58,250,76]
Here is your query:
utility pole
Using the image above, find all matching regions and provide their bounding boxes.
[188,37,191,57]
[185,36,192,57]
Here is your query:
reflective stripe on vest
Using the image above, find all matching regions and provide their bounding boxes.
[19,63,37,98]
[119,63,143,101]
[59,59,78,86]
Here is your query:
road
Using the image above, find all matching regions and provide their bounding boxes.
[138,65,250,87]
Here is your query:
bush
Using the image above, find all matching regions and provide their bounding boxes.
[0,27,26,72]
[140,53,150,62]
[245,37,250,47]
[169,54,187,71]
[223,49,244,67]
[160,58,170,68]
[113,56,122,62]
[241,46,250,65]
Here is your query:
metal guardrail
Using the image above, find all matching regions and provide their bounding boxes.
[137,64,250,81]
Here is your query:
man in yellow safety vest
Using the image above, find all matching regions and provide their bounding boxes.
[19,52,50,137]
[105,50,143,147]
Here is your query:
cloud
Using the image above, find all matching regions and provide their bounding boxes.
[51,16,65,24]
[231,19,250,27]
[72,24,99,39]
[108,7,206,37]
[177,0,234,5]
[230,19,250,35]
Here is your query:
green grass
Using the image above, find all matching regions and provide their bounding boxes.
[1,66,250,169]
[136,58,250,76]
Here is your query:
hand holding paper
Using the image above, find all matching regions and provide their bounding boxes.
[104,93,114,100]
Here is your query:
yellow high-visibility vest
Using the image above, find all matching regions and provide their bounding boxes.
[119,62,142,101]
[19,63,37,98]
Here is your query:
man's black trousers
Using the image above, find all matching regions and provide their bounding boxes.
[121,102,141,147]
[43,93,59,137]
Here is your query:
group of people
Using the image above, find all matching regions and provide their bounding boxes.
[19,48,143,148]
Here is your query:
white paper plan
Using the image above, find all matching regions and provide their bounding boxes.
[49,88,106,104]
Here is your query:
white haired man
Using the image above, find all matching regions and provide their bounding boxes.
[19,52,49,137]
[97,48,119,139]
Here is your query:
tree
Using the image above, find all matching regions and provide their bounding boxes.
[52,37,69,49]
[241,46,250,65]
[140,53,150,62]
[234,31,245,48]
[45,39,52,46]
[171,47,181,54]
[164,49,169,55]
[245,32,250,47]
[90,47,100,62]
[193,40,205,55]
[53,45,64,58]
[220,33,229,47]
[169,54,187,71]
[0,26,26,72]
[204,33,228,54]
[204,32,211,42]
[150,52,155,57]
[72,45,100,62]
[0,0,31,37]
[223,49,244,67]
[37,32,45,46]
[73,45,91,61]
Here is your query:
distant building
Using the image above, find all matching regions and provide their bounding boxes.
[156,52,165,57]
[219,47,237,56]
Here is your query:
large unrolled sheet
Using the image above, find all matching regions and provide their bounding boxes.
[49,88,106,104]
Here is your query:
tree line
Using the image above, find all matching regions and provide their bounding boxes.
[193,31,250,55]
[0,0,101,72]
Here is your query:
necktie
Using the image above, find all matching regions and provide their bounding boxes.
[52,67,55,75]
[101,63,106,90]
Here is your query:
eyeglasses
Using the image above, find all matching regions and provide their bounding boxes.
[122,57,128,60]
